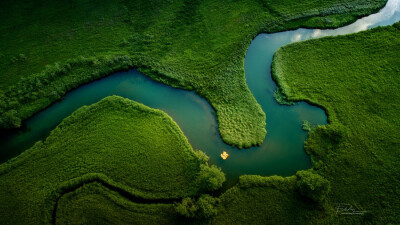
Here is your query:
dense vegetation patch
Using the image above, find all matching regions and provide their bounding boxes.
[0,96,224,224]
[0,0,387,147]
[213,175,327,225]
[55,174,328,225]
[56,182,220,224]
[57,174,330,224]
[56,183,182,225]
[272,22,400,224]
[175,194,220,219]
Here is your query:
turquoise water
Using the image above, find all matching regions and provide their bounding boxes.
[1,0,399,181]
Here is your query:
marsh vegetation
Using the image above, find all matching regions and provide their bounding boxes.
[0,0,398,224]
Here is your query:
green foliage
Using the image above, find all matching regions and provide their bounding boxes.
[196,194,220,218]
[0,110,21,129]
[56,183,182,225]
[302,120,313,131]
[199,164,226,192]
[175,197,198,218]
[272,22,400,223]
[296,170,330,203]
[213,175,323,225]
[0,96,218,224]
[258,0,385,16]
[273,89,295,105]
[175,194,220,219]
[238,175,290,190]
[0,0,386,146]
[193,149,210,164]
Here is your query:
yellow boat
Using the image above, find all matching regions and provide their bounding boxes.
[220,151,229,160]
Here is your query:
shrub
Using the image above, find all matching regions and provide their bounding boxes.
[174,197,198,218]
[0,110,21,129]
[196,194,220,218]
[302,120,313,131]
[175,194,220,219]
[193,150,209,164]
[238,175,288,189]
[199,164,226,191]
[318,124,347,145]
[296,170,330,203]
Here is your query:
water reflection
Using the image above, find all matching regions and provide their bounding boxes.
[300,0,399,41]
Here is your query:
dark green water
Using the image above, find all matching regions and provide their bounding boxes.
[1,0,399,181]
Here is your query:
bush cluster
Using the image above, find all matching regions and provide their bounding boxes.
[175,194,220,219]
[296,170,331,203]
[198,164,226,192]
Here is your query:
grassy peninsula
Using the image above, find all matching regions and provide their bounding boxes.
[0,96,225,224]
[0,0,387,147]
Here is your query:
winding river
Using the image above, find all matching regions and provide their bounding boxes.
[1,0,399,182]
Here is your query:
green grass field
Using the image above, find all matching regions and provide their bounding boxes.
[271,22,400,224]
[0,0,387,147]
[0,96,224,224]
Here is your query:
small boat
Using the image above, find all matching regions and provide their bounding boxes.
[220,151,229,160]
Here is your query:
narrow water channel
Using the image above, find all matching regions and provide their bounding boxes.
[1,0,399,182]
